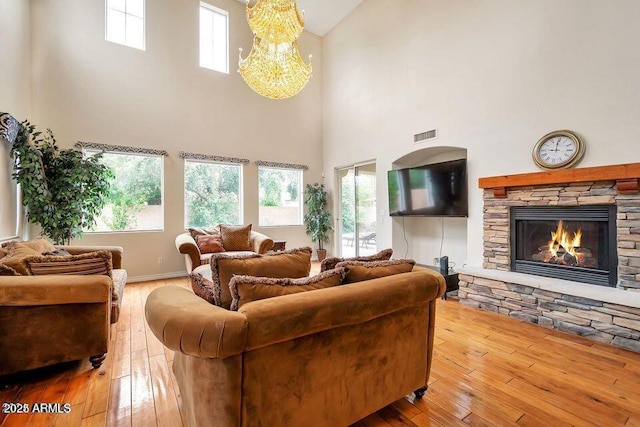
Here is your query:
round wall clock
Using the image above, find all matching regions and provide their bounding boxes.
[532,130,585,170]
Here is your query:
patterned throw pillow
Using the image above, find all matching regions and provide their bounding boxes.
[42,249,72,257]
[219,224,252,251]
[320,248,394,272]
[229,267,347,311]
[207,247,313,309]
[0,263,20,276]
[190,268,216,305]
[23,251,113,277]
[335,259,415,284]
[196,234,225,254]
[188,226,220,240]
[15,237,57,254]
[1,245,42,275]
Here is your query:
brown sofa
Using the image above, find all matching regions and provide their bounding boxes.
[175,231,274,273]
[0,245,126,376]
[145,268,445,427]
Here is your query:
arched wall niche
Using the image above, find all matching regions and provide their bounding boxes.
[390,146,469,270]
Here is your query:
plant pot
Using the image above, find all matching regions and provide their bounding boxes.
[316,249,327,262]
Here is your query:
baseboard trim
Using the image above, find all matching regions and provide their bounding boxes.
[127,271,187,283]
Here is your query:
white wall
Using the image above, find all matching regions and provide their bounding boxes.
[323,0,640,268]
[30,0,323,278]
[0,0,31,241]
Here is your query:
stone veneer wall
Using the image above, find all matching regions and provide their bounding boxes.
[457,274,640,353]
[482,180,640,291]
[459,179,640,353]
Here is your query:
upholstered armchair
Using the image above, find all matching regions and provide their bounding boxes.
[175,231,274,274]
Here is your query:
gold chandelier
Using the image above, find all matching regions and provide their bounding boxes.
[239,0,312,100]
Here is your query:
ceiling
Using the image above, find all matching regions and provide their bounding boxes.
[238,0,364,36]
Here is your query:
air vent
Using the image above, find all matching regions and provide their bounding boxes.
[414,129,437,143]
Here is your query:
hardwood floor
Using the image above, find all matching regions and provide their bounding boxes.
[2,272,640,426]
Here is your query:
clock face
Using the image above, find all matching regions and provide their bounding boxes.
[533,131,585,170]
[538,136,577,166]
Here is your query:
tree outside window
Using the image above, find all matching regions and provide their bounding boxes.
[87,151,163,232]
[185,161,241,228]
[258,167,302,226]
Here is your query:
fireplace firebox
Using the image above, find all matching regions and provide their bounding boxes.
[510,206,617,287]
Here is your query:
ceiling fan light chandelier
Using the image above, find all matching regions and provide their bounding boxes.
[239,0,312,100]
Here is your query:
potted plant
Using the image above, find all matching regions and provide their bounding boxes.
[10,121,113,245]
[303,183,333,261]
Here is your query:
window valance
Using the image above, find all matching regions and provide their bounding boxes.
[255,160,308,170]
[74,142,168,156]
[180,151,249,164]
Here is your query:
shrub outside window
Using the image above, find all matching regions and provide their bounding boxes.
[106,0,145,50]
[184,160,242,228]
[199,2,229,73]
[258,167,303,227]
[87,151,163,232]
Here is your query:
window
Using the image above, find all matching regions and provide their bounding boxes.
[87,151,163,232]
[184,160,242,228]
[258,167,303,226]
[106,0,145,50]
[199,3,229,73]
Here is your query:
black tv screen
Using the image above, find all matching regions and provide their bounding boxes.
[388,159,468,217]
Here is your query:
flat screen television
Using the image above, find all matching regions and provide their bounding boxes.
[388,159,468,217]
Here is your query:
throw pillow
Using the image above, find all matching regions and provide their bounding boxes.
[23,251,113,277]
[0,263,20,276]
[188,226,220,240]
[336,259,416,284]
[219,224,252,251]
[190,268,216,305]
[209,247,312,308]
[229,267,347,311]
[320,248,394,272]
[15,237,57,254]
[1,245,42,275]
[42,249,72,257]
[196,234,225,254]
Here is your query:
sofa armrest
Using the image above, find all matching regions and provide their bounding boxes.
[175,233,201,273]
[56,245,124,269]
[240,269,446,351]
[145,286,248,359]
[250,231,274,254]
[0,275,111,306]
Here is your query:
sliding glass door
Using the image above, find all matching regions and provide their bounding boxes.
[338,163,377,257]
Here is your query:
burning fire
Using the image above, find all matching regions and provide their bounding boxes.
[548,220,582,259]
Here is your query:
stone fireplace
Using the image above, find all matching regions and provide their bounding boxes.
[456,163,640,353]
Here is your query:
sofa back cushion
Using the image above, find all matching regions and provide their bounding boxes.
[336,259,416,284]
[23,251,113,277]
[229,267,346,310]
[219,224,252,251]
[320,248,393,272]
[208,247,312,309]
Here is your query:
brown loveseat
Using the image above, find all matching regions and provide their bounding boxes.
[0,245,126,376]
[175,231,274,273]
[145,267,445,427]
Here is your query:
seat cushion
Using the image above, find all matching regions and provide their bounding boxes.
[200,251,255,264]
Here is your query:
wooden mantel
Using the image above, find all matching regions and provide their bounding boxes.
[478,162,640,198]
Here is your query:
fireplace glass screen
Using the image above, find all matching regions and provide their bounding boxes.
[515,220,609,271]
[510,206,617,287]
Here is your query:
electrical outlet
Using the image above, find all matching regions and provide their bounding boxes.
[433,257,440,266]
[157,257,163,264]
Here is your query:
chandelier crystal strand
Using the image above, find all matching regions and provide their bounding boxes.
[239,0,312,99]
[239,38,312,100]
[247,0,304,44]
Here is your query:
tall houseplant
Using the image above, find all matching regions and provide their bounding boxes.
[303,183,333,261]
[10,121,113,245]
